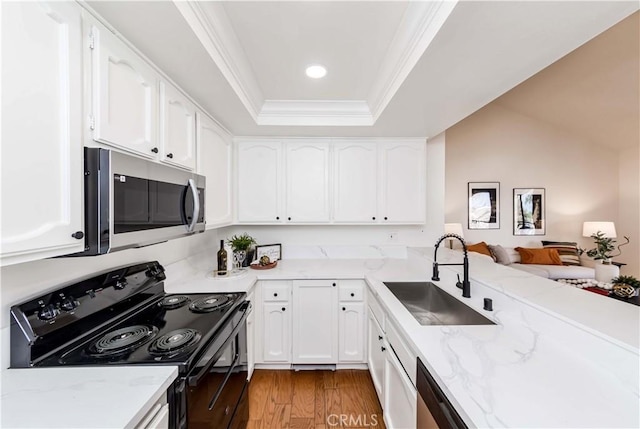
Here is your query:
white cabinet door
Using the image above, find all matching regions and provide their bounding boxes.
[367,308,386,403]
[237,141,283,223]
[338,302,365,362]
[379,141,426,223]
[285,141,330,223]
[197,113,232,228]
[90,19,159,158]
[292,280,338,363]
[160,82,196,170]
[384,346,417,429]
[262,302,291,362]
[1,1,85,266]
[333,141,378,223]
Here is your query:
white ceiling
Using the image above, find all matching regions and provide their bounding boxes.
[219,1,408,101]
[86,1,639,139]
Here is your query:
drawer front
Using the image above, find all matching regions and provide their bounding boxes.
[339,280,364,301]
[262,283,291,302]
[387,319,417,387]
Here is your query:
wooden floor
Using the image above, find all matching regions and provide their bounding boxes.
[248,369,386,429]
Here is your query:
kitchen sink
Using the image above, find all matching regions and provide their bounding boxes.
[383,282,495,326]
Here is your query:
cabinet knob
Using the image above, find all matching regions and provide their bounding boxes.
[71,231,84,240]
[350,293,355,297]
[372,216,376,220]
[167,153,174,159]
[288,217,291,221]
[378,335,383,341]
[276,216,280,220]
[281,307,286,312]
[342,307,346,311]
[151,147,158,153]
[381,346,386,352]
[332,283,336,287]
[384,216,388,220]
[274,293,278,297]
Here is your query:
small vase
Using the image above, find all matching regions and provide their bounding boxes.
[594,262,619,283]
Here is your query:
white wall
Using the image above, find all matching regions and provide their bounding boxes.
[0,230,218,330]
[445,103,620,250]
[618,145,640,275]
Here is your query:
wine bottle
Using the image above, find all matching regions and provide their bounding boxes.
[217,240,228,276]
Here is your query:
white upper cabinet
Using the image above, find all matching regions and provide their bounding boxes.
[197,113,232,228]
[285,141,331,223]
[379,141,426,223]
[333,141,378,223]
[1,1,85,265]
[160,82,196,170]
[89,18,159,158]
[237,140,283,223]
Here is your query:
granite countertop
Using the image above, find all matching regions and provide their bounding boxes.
[1,366,178,428]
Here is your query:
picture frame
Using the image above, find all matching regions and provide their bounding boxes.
[513,188,545,235]
[468,182,500,229]
[255,243,282,261]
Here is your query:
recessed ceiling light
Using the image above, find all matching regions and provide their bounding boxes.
[305,65,327,79]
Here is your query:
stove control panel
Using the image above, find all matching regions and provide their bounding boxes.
[37,303,59,321]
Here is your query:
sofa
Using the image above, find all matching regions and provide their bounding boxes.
[464,242,596,280]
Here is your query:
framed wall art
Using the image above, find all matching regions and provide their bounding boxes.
[468,182,500,229]
[513,188,545,235]
[255,243,282,261]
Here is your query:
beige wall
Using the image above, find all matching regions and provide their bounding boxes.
[445,103,621,254]
[618,145,640,275]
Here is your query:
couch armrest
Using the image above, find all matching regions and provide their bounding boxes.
[579,255,596,268]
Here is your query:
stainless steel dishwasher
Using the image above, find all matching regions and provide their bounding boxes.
[417,358,467,429]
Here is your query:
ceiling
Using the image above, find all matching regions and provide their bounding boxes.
[86,1,639,139]
[495,11,639,150]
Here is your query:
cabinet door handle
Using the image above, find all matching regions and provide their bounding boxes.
[273,293,278,297]
[372,216,376,220]
[381,346,386,352]
[378,335,383,341]
[276,216,280,220]
[167,153,174,159]
[71,231,84,240]
[332,283,336,287]
[281,307,286,312]
[151,147,159,153]
[350,293,355,297]
[384,216,388,220]
[342,307,346,311]
[287,217,291,221]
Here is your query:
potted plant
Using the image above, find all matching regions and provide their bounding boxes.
[611,275,640,299]
[228,233,256,268]
[585,232,630,283]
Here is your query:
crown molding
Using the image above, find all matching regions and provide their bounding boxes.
[367,0,458,121]
[173,1,264,120]
[258,100,373,126]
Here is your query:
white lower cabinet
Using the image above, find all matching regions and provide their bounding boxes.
[384,345,417,429]
[339,302,365,362]
[246,292,256,380]
[367,308,386,400]
[292,280,338,363]
[135,395,169,429]
[262,302,291,362]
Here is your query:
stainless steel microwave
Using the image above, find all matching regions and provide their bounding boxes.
[77,148,205,255]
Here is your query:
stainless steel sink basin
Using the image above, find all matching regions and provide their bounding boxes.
[383,282,495,326]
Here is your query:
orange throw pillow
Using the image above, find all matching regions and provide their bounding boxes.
[514,247,563,265]
[467,242,494,259]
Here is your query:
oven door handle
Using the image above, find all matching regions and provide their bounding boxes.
[207,350,240,411]
[187,301,251,387]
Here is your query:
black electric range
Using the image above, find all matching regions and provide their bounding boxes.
[10,261,251,429]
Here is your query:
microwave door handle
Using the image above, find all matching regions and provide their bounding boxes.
[187,179,199,232]
[207,350,241,411]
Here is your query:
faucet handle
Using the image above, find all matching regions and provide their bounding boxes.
[431,263,440,281]
[456,273,463,289]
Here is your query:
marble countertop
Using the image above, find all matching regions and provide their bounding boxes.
[1,366,177,428]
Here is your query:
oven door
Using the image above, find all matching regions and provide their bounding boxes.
[184,302,250,429]
[417,358,467,429]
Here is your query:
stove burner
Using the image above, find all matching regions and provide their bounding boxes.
[149,329,201,356]
[89,325,158,356]
[189,295,231,313]
[161,295,190,309]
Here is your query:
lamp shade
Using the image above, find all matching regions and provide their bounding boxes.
[582,221,617,238]
[444,223,464,238]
